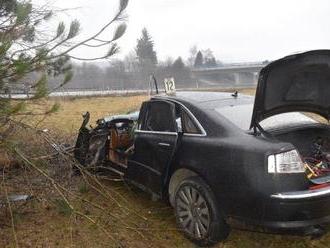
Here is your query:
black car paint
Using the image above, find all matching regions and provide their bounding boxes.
[127,131,178,195]
[131,94,311,225]
[126,100,180,197]
[75,92,330,230]
[252,50,330,128]
[75,50,330,232]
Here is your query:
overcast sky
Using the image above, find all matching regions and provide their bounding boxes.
[35,0,330,63]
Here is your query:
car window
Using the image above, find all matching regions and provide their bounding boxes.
[175,105,201,134]
[182,110,200,134]
[175,108,183,132]
[143,101,176,132]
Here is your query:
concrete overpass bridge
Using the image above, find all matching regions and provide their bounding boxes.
[191,62,267,87]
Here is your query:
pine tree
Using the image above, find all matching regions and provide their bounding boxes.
[187,45,198,67]
[135,28,158,68]
[172,57,185,70]
[203,49,217,68]
[194,51,204,68]
[0,0,128,120]
[204,57,217,68]
[170,56,190,87]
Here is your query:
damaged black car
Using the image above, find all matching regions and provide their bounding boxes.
[75,50,330,246]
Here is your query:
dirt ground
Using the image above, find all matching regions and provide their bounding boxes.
[1,88,330,248]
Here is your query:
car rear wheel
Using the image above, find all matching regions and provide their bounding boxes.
[174,176,230,246]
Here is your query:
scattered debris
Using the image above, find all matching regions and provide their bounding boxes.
[0,195,32,208]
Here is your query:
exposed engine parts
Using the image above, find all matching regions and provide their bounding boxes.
[305,137,330,187]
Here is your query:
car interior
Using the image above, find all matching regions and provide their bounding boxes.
[108,120,135,165]
[107,101,203,166]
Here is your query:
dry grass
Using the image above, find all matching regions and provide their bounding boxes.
[215,87,256,96]
[2,89,330,247]
[18,89,255,134]
[25,95,149,133]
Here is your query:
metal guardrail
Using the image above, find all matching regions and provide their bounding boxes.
[0,89,151,99]
[192,64,265,72]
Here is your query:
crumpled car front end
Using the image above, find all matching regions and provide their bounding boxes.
[74,112,109,167]
[74,111,139,168]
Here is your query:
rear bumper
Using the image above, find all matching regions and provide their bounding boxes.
[255,214,330,229]
[271,185,330,200]
[260,186,330,229]
[235,214,330,230]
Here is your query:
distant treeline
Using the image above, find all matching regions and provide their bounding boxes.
[4,28,261,94]
[59,28,228,91]
[61,59,193,90]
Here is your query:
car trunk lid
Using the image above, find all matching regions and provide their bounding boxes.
[251,50,330,129]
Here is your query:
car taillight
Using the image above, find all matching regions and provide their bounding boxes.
[267,149,305,174]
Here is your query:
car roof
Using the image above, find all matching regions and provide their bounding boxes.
[152,91,254,109]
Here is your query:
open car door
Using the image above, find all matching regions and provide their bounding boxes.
[126,100,178,198]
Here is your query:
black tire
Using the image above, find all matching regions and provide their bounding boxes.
[174,176,230,246]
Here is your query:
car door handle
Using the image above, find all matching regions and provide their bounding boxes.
[158,142,171,147]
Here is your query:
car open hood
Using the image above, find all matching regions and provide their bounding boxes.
[251,50,330,128]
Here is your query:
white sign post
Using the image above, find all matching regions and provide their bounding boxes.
[164,78,176,95]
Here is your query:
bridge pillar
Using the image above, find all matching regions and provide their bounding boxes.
[191,73,199,89]
[234,73,241,85]
[253,72,259,85]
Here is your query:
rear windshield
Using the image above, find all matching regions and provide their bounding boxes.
[215,104,318,131]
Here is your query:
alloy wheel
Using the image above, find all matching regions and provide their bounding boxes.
[176,185,211,239]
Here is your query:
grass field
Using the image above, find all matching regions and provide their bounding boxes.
[2,89,330,247]
[24,94,149,134]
